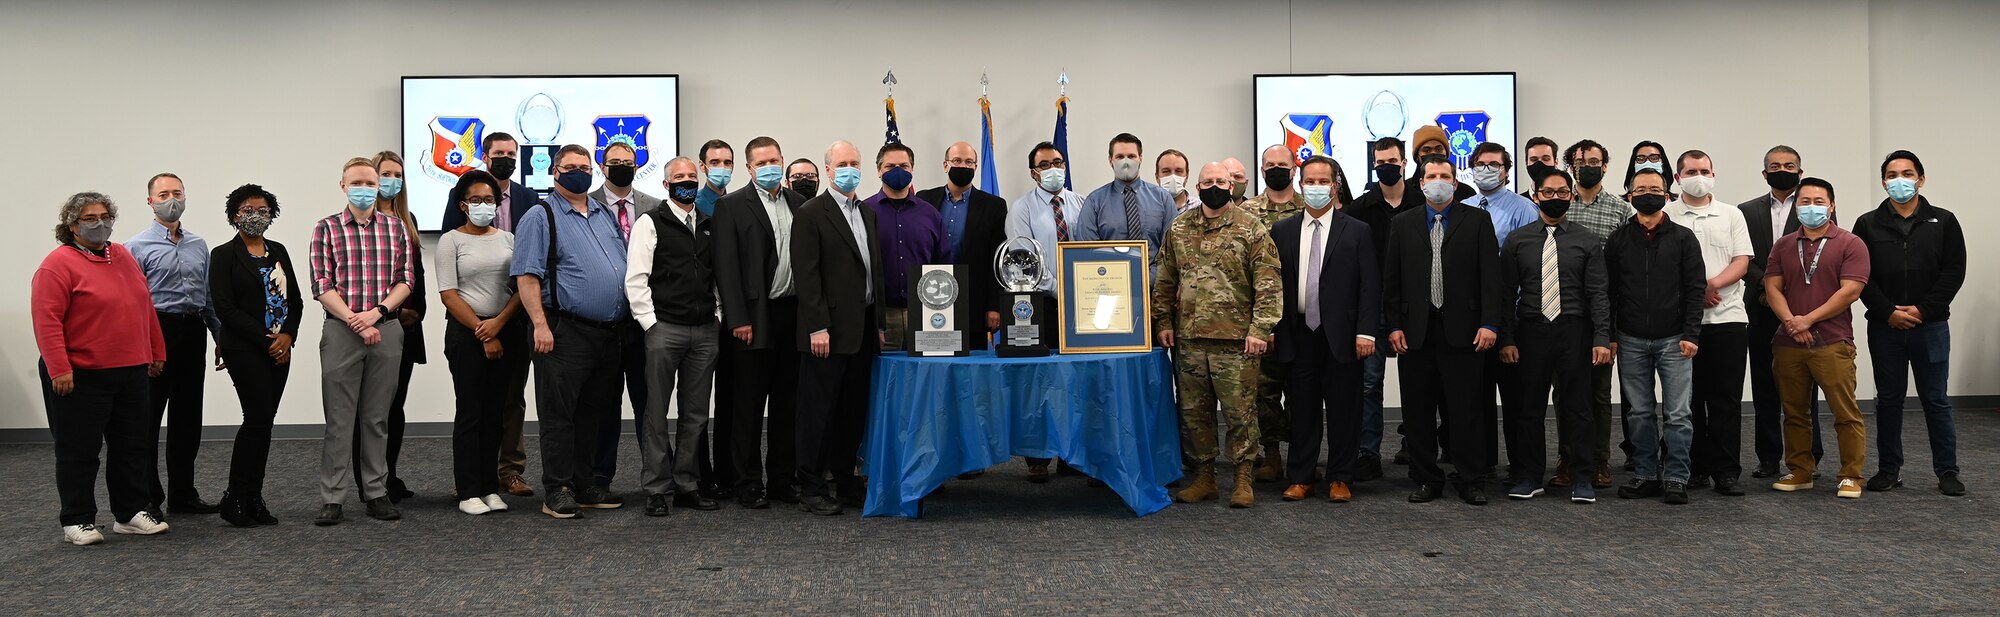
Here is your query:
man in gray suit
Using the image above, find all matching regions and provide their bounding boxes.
[588,140,662,491]
[1737,144,1822,479]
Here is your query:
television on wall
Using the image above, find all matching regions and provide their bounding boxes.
[1252,72,1517,194]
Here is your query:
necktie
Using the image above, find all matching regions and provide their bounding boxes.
[1123,185,1142,241]
[1305,220,1324,331]
[1429,213,1445,308]
[497,191,513,232]
[1541,227,1561,321]
[616,200,632,243]
[1052,196,1070,242]
[685,212,695,231]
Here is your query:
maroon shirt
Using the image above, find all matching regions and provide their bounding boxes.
[1765,225,1869,348]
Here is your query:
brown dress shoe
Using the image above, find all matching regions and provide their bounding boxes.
[503,475,536,497]
[1548,458,1572,488]
[1593,465,1614,489]
[1026,462,1051,484]
[1328,481,1352,503]
[1282,484,1311,501]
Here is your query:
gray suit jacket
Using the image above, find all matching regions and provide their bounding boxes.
[590,186,663,218]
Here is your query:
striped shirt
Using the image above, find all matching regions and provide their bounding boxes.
[310,208,415,314]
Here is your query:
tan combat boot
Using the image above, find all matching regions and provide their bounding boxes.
[1230,463,1257,508]
[1256,443,1284,482]
[1176,466,1218,503]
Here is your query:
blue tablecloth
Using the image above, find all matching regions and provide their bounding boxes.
[862,349,1182,518]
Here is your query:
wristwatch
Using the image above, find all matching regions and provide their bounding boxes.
[375,304,393,318]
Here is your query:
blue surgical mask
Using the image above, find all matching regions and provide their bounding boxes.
[1039,167,1066,193]
[379,177,404,199]
[346,186,378,211]
[1636,161,1664,174]
[1886,177,1918,203]
[832,166,863,194]
[1798,204,1831,228]
[705,167,732,190]
[754,165,784,190]
[467,203,498,227]
[1302,185,1333,209]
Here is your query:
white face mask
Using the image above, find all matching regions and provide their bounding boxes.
[1679,174,1715,199]
[1039,167,1066,193]
[1421,180,1456,204]
[1159,175,1186,195]
[1113,158,1141,182]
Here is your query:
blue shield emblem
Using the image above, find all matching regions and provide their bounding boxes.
[1434,111,1490,172]
[593,115,651,168]
[1012,299,1034,321]
[930,313,947,328]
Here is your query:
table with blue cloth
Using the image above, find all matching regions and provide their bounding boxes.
[861,349,1182,518]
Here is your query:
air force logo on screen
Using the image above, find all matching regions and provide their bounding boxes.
[1280,114,1332,165]
[595,115,654,179]
[423,117,486,185]
[1435,111,1490,173]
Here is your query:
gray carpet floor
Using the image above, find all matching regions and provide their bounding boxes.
[2,410,1995,615]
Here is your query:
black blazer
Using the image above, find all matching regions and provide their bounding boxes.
[441,181,538,232]
[1271,210,1380,364]
[712,185,808,350]
[208,235,304,355]
[792,193,887,356]
[1738,192,1801,307]
[916,185,1010,317]
[400,248,427,364]
[1382,203,1503,350]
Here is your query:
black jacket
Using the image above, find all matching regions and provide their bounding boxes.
[1852,196,1966,323]
[1382,203,1503,350]
[916,185,1010,318]
[792,193,887,355]
[1601,216,1706,343]
[1271,210,1379,364]
[712,185,808,350]
[208,235,304,355]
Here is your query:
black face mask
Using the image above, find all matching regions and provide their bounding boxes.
[1263,167,1293,191]
[791,179,818,197]
[1766,170,1800,191]
[1527,162,1554,183]
[606,164,636,188]
[1374,163,1402,186]
[488,156,516,181]
[1199,186,1233,210]
[947,166,976,187]
[1538,198,1570,220]
[1632,194,1668,215]
[1576,166,1605,189]
[668,180,700,204]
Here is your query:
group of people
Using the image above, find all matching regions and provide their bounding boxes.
[32,125,1966,546]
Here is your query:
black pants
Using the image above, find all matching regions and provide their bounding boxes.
[590,320,651,488]
[1689,322,1748,481]
[221,349,289,496]
[795,310,877,498]
[1284,331,1364,484]
[534,315,623,493]
[43,362,152,526]
[1399,315,1491,488]
[447,319,529,498]
[729,297,800,496]
[1482,351,1521,469]
[377,356,415,493]
[147,313,207,505]
[1747,309,1822,466]
[1510,316,1595,484]
[702,329,734,490]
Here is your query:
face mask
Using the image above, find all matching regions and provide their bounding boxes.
[948,166,976,187]
[669,180,701,204]
[1159,175,1186,195]
[1373,163,1402,187]
[705,167,732,190]
[882,167,913,191]
[1765,170,1800,191]
[1113,159,1141,182]
[1421,180,1455,204]
[1538,198,1570,220]
[556,169,592,194]
[346,186,378,211]
[488,156,516,180]
[1635,161,1664,175]
[235,211,272,237]
[152,197,186,223]
[1576,166,1605,189]
[1526,162,1554,182]
[77,219,115,246]
[1302,185,1333,209]
[1797,204,1831,228]
[1231,181,1247,198]
[1633,194,1668,215]
[467,203,498,227]
[832,166,863,194]
[753,165,784,191]
[1679,174,1715,199]
[1886,177,1917,203]
[379,177,404,199]
[791,179,817,197]
[1198,186,1233,210]
[1264,167,1293,191]
[605,165,636,188]
[1038,167,1066,193]
[1473,166,1505,192]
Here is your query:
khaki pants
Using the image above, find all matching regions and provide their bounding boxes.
[1774,342,1866,480]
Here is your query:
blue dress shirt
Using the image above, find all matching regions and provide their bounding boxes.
[510,195,631,322]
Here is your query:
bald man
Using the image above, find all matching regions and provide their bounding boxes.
[791,140,886,516]
[1241,144,1305,481]
[1222,157,1251,201]
[917,141,1009,339]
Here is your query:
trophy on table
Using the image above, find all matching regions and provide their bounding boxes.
[908,264,971,357]
[994,237,1052,357]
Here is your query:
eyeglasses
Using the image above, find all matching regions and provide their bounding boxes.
[946,158,978,167]
[462,198,497,206]
[557,164,591,173]
[236,207,273,217]
[788,173,819,182]
[1536,188,1574,199]
[1633,153,1664,163]
[1032,158,1066,171]
[604,160,635,167]
[1473,162,1506,171]
[77,214,116,224]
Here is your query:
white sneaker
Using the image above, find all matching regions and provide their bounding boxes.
[63,524,104,546]
[458,497,492,515]
[482,494,508,512]
[111,511,169,535]
[1837,478,1863,499]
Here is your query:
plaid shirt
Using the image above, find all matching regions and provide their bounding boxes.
[310,209,414,313]
[1568,189,1634,246]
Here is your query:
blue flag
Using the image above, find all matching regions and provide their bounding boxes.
[979,96,999,195]
[1052,96,1071,189]
[885,97,901,145]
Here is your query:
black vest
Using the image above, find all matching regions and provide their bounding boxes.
[647,208,717,325]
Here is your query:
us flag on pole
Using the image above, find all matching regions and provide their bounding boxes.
[885,96,901,145]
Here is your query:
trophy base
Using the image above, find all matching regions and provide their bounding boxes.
[995,342,1050,358]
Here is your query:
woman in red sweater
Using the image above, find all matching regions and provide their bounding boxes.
[33,191,171,546]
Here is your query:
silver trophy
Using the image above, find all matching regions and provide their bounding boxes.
[515,92,565,193]
[908,265,969,357]
[994,237,1052,356]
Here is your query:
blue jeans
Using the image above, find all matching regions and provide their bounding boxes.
[1359,352,1386,456]
[1869,321,1956,477]
[1618,334,1694,483]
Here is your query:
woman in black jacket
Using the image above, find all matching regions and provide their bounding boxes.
[209,184,303,527]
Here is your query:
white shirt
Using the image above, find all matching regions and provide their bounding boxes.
[1294,209,1374,340]
[1766,191,1795,239]
[760,187,795,298]
[1667,199,1755,324]
[624,204,704,330]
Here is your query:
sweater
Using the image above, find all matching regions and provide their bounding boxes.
[33,243,168,377]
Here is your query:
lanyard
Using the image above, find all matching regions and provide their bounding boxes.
[1796,236,1827,285]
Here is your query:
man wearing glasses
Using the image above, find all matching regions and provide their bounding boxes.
[1002,141,1082,482]
[917,142,1009,341]
[786,159,820,198]
[1550,139,1634,490]
[586,141,661,494]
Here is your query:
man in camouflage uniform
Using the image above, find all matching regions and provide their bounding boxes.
[1239,144,1305,482]
[1155,161,1283,508]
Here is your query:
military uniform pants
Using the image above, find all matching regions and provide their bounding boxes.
[1257,356,1287,449]
[1176,339,1261,466]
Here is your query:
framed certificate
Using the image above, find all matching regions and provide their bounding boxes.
[1056,241,1153,354]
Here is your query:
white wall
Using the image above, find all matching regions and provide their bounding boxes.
[1,0,1991,430]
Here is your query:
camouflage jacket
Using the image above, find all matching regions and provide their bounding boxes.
[1241,193,1305,230]
[1152,205,1282,341]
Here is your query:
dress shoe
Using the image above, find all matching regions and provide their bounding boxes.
[1327,481,1352,503]
[699,481,734,500]
[1687,475,1713,490]
[1751,462,1780,479]
[1592,465,1614,489]
[1176,467,1218,503]
[674,492,721,511]
[1282,484,1311,501]
[217,491,258,527]
[1229,464,1256,508]
[1939,472,1967,496]
[735,489,771,510]
[314,504,344,526]
[1618,479,1663,499]
[1392,449,1411,465]
[798,495,842,516]
[249,495,279,525]
[1408,483,1445,503]
[1866,470,1903,492]
[1548,465,1573,488]
[770,484,803,504]
[1354,454,1384,482]
[1255,445,1284,483]
[365,496,401,521]
[644,494,672,517]
[1026,462,1052,484]
[169,493,220,515]
[1663,480,1691,505]
[386,479,415,503]
[1457,485,1488,506]
[1713,476,1747,496]
[502,475,536,497]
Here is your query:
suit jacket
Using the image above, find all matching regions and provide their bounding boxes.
[713,184,808,350]
[792,193,887,355]
[441,181,538,231]
[1738,192,1801,308]
[589,186,663,219]
[208,235,304,355]
[1272,210,1380,364]
[1382,203,1503,350]
[916,185,1009,317]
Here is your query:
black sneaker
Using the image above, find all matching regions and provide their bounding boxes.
[543,487,580,519]
[314,504,343,526]
[798,495,842,516]
[736,487,771,510]
[364,496,401,521]
[674,492,721,511]
[1618,478,1663,499]
[1939,473,1967,496]
[1751,461,1780,478]
[1663,480,1691,505]
[1866,470,1903,492]
[169,492,220,515]
[1713,476,1746,496]
[1686,475,1713,490]
[644,493,672,517]
[576,485,625,509]
[1392,449,1411,465]
[218,491,257,527]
